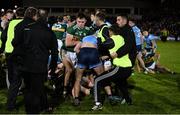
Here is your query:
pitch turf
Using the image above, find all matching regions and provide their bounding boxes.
[0,41,180,114]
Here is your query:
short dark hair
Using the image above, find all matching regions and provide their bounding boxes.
[38,9,48,22]
[117,14,128,20]
[95,9,106,14]
[15,7,25,17]
[63,14,68,17]
[77,12,86,19]
[70,15,76,22]
[109,24,120,35]
[95,12,106,21]
[129,17,136,23]
[24,7,38,18]
[57,16,63,22]
[90,11,95,16]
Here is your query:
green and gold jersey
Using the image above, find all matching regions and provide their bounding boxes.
[63,24,92,52]
[143,53,155,67]
[52,23,67,40]
[67,24,91,40]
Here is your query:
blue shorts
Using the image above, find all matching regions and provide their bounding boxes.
[77,48,102,69]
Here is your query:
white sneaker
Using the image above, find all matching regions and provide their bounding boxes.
[91,103,103,111]
[120,98,126,104]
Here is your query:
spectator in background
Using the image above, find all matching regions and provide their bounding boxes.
[160,27,169,42]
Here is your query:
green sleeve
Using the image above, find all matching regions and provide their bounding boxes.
[86,27,92,35]
[67,26,75,35]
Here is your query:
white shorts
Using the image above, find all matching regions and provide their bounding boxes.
[61,49,77,67]
[57,39,63,50]
[147,62,156,70]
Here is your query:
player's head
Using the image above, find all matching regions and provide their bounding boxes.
[95,9,106,15]
[76,12,87,29]
[143,31,149,37]
[128,18,136,27]
[95,12,106,27]
[90,12,95,22]
[63,14,70,23]
[57,16,63,23]
[116,14,128,27]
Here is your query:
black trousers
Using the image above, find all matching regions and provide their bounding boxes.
[6,53,22,110]
[94,66,132,103]
[22,71,48,114]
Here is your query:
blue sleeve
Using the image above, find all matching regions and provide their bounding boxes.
[149,35,155,40]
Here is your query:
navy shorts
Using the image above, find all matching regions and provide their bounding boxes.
[77,48,102,69]
[136,45,142,52]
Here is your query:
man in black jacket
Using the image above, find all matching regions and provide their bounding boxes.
[5,7,38,111]
[108,15,136,105]
[111,15,137,67]
[12,7,39,57]
[13,9,58,114]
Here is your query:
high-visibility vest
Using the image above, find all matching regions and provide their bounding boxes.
[5,19,23,53]
[109,35,132,67]
[97,25,108,43]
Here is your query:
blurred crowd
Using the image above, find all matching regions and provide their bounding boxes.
[140,12,180,41]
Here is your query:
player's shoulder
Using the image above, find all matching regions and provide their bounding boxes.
[61,23,67,26]
[149,34,155,39]
[66,25,76,34]
[133,26,140,31]
[67,24,75,30]
[25,22,37,29]
[61,23,67,28]
[84,26,90,31]
[71,24,78,30]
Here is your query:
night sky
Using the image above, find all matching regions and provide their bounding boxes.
[0,0,180,10]
[0,0,23,9]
